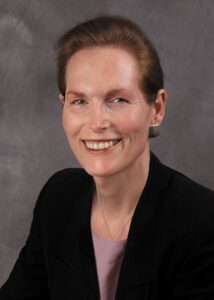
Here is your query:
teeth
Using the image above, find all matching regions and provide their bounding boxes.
[85,140,119,150]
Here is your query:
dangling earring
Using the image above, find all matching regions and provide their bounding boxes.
[148,124,160,138]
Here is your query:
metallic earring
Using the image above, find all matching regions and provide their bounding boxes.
[148,124,160,138]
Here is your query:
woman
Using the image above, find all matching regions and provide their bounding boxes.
[0,15,214,300]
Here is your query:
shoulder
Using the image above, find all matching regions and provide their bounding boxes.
[157,158,214,246]
[39,167,92,198]
[34,168,93,225]
[44,167,90,187]
[162,163,214,207]
[150,155,214,274]
[150,152,214,206]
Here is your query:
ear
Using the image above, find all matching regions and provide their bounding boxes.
[150,89,167,125]
[59,94,65,104]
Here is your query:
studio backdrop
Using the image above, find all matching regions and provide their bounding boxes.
[0,0,214,286]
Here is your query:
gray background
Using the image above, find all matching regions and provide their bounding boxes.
[0,0,214,285]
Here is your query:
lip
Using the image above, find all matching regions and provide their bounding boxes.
[82,138,121,142]
[82,138,122,152]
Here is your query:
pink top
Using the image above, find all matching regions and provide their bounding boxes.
[92,232,127,300]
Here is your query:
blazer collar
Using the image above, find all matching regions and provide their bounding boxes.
[115,152,172,296]
[55,152,172,297]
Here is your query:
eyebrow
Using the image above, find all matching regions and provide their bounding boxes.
[66,90,86,98]
[66,88,131,98]
[105,88,131,99]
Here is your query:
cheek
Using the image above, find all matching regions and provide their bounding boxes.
[62,109,80,138]
[116,111,150,136]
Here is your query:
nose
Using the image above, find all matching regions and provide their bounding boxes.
[88,102,110,132]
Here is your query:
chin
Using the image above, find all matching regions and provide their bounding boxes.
[83,167,113,178]
[82,162,117,178]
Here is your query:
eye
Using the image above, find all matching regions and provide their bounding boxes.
[110,98,128,104]
[71,99,88,105]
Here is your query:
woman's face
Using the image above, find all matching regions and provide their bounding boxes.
[61,46,165,178]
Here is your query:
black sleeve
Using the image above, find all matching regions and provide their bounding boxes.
[0,179,51,300]
[172,215,214,299]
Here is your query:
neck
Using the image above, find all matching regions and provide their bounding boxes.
[93,147,151,220]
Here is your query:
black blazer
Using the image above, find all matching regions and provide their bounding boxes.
[1,153,214,300]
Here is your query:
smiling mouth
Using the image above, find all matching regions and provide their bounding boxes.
[83,139,121,150]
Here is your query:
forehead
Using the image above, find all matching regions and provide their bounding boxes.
[65,46,141,95]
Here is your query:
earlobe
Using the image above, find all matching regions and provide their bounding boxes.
[148,89,167,138]
[59,94,65,104]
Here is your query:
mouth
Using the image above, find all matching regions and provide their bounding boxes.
[82,139,121,151]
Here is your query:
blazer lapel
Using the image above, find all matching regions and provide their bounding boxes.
[78,179,100,299]
[48,172,100,299]
[49,153,172,299]
[115,153,172,299]
[68,174,100,298]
